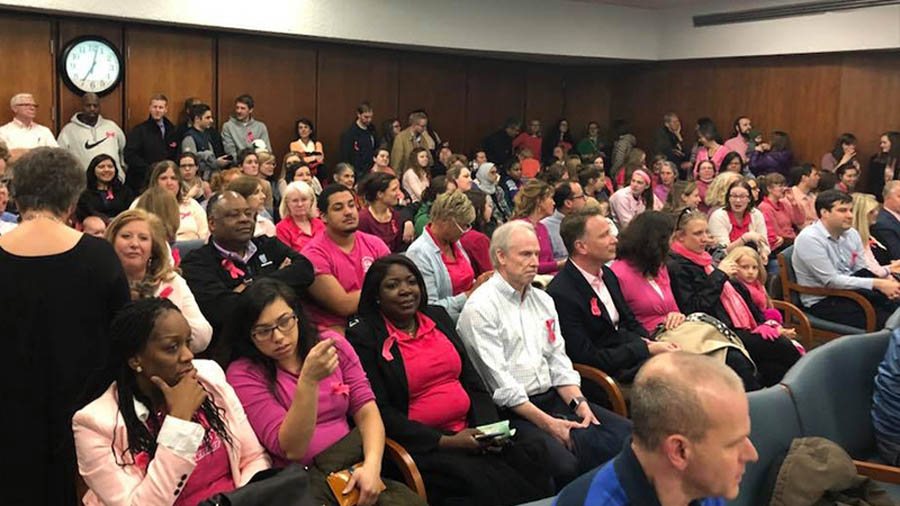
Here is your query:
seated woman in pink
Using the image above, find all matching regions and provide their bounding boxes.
[512,179,564,274]
[276,181,324,253]
[609,211,685,333]
[225,279,424,506]
[608,168,663,230]
[73,298,271,506]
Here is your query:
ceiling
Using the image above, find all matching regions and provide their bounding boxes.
[570,0,708,9]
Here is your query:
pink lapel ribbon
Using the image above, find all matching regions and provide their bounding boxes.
[590,298,601,317]
[158,286,174,299]
[221,259,245,279]
[382,336,397,361]
[105,188,114,200]
[332,382,350,397]
[546,319,556,343]
[134,451,150,473]
[171,248,181,268]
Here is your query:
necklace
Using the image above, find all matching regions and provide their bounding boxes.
[22,213,63,224]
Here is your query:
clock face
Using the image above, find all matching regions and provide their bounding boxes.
[62,38,123,95]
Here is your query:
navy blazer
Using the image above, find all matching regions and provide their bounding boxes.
[872,208,900,261]
[546,259,650,382]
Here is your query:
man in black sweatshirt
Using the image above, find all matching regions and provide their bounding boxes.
[124,94,178,193]
[339,101,377,178]
[482,117,520,168]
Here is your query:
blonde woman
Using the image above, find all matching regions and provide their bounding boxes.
[139,160,209,242]
[853,193,898,277]
[276,180,324,252]
[704,171,743,213]
[106,209,212,352]
[257,150,279,214]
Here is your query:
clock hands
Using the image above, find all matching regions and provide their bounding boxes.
[84,48,99,80]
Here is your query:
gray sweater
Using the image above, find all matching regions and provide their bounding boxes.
[221,116,271,157]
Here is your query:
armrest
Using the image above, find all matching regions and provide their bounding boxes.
[384,438,427,502]
[573,363,628,417]
[786,285,877,333]
[854,460,900,484]
[772,300,813,350]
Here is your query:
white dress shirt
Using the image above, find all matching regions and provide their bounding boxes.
[0,118,58,150]
[572,260,619,328]
[457,273,581,408]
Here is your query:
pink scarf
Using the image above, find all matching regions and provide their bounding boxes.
[740,279,768,312]
[727,210,751,242]
[670,241,756,330]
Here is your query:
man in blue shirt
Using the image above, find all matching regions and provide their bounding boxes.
[554,352,758,506]
[874,328,900,465]
[793,189,900,329]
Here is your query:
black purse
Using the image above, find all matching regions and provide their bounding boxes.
[198,464,316,506]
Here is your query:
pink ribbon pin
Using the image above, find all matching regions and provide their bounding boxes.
[105,188,114,200]
[381,336,397,361]
[221,259,245,279]
[546,319,556,343]
[158,286,174,299]
[332,382,350,397]
[134,451,150,473]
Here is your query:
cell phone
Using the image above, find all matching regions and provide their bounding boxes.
[474,432,505,441]
[222,154,234,161]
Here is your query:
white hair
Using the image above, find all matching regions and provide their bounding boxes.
[489,220,536,269]
[10,93,33,108]
[279,180,316,218]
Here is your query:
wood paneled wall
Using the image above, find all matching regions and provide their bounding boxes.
[610,52,900,187]
[0,10,610,179]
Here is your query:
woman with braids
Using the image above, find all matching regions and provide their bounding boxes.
[73,298,271,506]
[225,279,425,505]
[106,209,212,353]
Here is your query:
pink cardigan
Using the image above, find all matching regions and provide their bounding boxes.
[610,259,680,332]
[73,360,271,506]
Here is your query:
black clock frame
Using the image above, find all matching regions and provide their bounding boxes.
[59,35,124,97]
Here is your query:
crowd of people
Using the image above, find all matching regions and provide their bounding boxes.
[3,88,900,506]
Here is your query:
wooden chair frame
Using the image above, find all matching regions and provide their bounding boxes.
[855,460,900,484]
[384,438,427,502]
[778,252,876,345]
[573,363,628,417]
[772,299,813,351]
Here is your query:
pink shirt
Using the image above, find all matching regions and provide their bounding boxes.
[609,187,664,229]
[173,412,235,506]
[302,230,390,328]
[786,186,816,230]
[610,260,680,332]
[723,135,749,162]
[694,144,733,172]
[385,313,469,432]
[226,332,375,466]
[427,226,474,295]
[512,133,542,160]
[276,217,325,253]
[459,229,492,275]
[516,219,558,274]
[758,196,797,247]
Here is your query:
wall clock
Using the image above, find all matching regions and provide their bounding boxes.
[60,36,123,96]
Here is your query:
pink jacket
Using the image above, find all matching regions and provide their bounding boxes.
[73,360,271,506]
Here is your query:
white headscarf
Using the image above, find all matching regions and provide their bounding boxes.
[475,162,498,195]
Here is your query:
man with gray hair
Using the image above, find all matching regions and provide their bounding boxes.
[873,180,900,260]
[555,352,758,506]
[457,220,631,490]
[391,110,434,174]
[653,111,686,168]
[0,93,58,160]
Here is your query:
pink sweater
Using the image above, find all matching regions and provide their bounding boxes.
[610,260,680,332]
[226,332,375,466]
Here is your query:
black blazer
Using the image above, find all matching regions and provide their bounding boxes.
[872,208,900,261]
[345,305,498,454]
[181,236,313,340]
[75,185,134,221]
[545,259,649,382]
[124,116,178,192]
[666,252,764,329]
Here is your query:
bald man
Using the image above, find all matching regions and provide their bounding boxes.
[555,352,758,506]
[0,92,58,160]
[58,92,127,178]
[180,191,314,352]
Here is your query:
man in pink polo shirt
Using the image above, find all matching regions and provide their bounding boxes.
[723,116,752,162]
[303,184,390,332]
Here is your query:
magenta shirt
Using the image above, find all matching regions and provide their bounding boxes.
[226,332,376,466]
[516,218,557,274]
[173,412,235,506]
[610,259,680,332]
[301,230,390,328]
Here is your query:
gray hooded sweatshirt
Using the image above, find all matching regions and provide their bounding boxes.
[221,116,271,157]
[57,113,127,180]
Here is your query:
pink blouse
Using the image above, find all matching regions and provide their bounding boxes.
[516,219,558,274]
[226,331,375,466]
[610,259,680,332]
[275,217,325,253]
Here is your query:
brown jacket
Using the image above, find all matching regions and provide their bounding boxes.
[390,126,434,174]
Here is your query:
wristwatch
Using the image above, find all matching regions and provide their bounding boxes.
[569,396,588,411]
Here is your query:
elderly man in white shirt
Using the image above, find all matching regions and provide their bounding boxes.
[457,220,632,490]
[0,93,58,160]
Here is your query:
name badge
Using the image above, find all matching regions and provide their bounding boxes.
[259,254,272,267]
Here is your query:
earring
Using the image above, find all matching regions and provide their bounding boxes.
[135,365,143,373]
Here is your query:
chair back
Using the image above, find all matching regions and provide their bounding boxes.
[777,246,803,308]
[174,239,206,258]
[781,330,891,458]
[730,386,803,506]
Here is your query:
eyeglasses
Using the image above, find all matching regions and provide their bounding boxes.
[454,221,473,234]
[729,194,750,201]
[251,314,298,343]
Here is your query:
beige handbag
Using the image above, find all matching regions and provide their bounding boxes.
[654,313,755,368]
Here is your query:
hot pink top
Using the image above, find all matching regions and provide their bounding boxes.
[226,332,376,466]
[758,196,797,247]
[173,412,235,506]
[610,260,680,332]
[694,144,733,173]
[516,218,558,274]
[276,217,325,253]
[302,230,390,328]
[385,313,469,432]
[459,229,492,276]
[427,226,474,295]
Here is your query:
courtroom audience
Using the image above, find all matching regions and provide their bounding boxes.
[482,118,520,167]
[457,220,632,490]
[225,279,424,505]
[332,162,356,189]
[835,160,861,193]
[392,111,434,175]
[181,103,228,176]
[106,209,212,352]
[653,112,687,167]
[694,159,717,214]
[346,255,552,506]
[76,153,134,221]
[724,116,753,162]
[73,298,271,505]
[179,152,212,205]
[1,147,130,506]
[447,164,473,192]
[663,180,701,214]
[406,191,489,322]
[694,122,731,174]
[542,180,587,260]
[302,184,390,332]
[413,175,453,237]
[704,171,743,213]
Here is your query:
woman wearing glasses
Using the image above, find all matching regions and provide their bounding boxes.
[707,180,771,264]
[406,191,492,323]
[225,279,424,506]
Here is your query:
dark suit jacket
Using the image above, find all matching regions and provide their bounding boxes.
[546,260,650,382]
[124,116,178,193]
[872,208,900,261]
[345,305,498,454]
[181,236,313,343]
